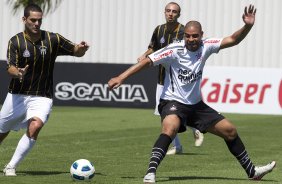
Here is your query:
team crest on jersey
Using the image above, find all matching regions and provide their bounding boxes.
[39,46,47,55]
[23,49,30,57]
[169,105,177,111]
[195,52,202,60]
[160,36,165,44]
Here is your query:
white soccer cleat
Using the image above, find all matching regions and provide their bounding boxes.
[143,172,156,183]
[251,161,276,180]
[194,130,204,147]
[3,164,17,176]
[166,146,183,155]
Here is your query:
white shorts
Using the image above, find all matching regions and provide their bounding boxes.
[154,84,164,115]
[0,93,53,133]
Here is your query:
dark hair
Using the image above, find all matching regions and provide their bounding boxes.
[24,3,43,17]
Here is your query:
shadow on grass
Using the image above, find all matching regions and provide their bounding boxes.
[158,175,278,183]
[121,175,278,183]
[172,152,208,156]
[17,171,105,176]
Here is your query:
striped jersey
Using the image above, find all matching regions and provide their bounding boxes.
[148,38,222,105]
[148,23,184,85]
[6,30,75,98]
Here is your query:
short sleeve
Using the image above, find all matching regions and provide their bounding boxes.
[148,45,175,66]
[56,34,75,56]
[6,39,18,67]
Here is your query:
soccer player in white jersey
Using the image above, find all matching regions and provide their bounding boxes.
[137,2,204,154]
[108,5,276,183]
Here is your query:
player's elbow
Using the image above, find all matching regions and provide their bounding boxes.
[74,52,85,57]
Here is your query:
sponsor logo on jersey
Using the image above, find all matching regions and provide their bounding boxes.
[23,49,30,57]
[178,69,202,84]
[177,49,184,54]
[203,40,220,44]
[153,50,173,61]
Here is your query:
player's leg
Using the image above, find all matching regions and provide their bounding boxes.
[5,118,43,172]
[0,93,26,144]
[4,96,53,176]
[189,126,204,147]
[166,135,183,155]
[207,119,276,180]
[143,114,180,183]
[154,84,163,115]
[155,84,183,155]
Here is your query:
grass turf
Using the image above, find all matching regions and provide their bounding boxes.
[0,106,281,184]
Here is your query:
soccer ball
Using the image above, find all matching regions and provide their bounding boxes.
[70,159,95,181]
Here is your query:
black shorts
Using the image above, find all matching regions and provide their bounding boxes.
[158,99,225,133]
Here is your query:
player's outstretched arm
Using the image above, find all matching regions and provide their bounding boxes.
[220,4,256,50]
[74,41,90,57]
[108,57,152,90]
[137,48,154,62]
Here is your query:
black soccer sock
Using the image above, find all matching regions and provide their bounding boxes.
[225,135,255,178]
[146,133,172,174]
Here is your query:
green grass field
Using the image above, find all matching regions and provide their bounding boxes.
[0,106,281,184]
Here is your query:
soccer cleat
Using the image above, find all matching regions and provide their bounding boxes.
[251,161,276,180]
[194,130,204,147]
[143,172,156,183]
[166,146,183,155]
[3,164,17,176]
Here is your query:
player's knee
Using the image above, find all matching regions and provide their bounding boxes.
[27,118,44,139]
[224,125,238,141]
[162,115,180,137]
[30,121,44,130]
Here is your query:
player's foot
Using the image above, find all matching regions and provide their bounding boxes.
[194,129,204,147]
[143,172,156,183]
[166,146,183,155]
[3,164,17,176]
[251,161,276,180]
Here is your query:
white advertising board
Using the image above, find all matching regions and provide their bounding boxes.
[201,66,282,115]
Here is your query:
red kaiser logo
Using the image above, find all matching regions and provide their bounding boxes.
[201,78,272,104]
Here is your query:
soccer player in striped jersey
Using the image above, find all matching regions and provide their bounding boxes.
[137,2,204,156]
[0,3,89,176]
[109,4,275,183]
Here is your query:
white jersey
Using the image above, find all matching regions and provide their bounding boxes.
[148,38,222,105]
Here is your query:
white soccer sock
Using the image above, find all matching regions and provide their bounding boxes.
[8,134,36,168]
[172,135,182,148]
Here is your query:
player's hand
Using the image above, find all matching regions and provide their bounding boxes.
[77,41,90,52]
[74,41,90,57]
[108,77,122,90]
[18,65,29,82]
[242,4,256,26]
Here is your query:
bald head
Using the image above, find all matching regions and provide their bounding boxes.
[185,21,202,32]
